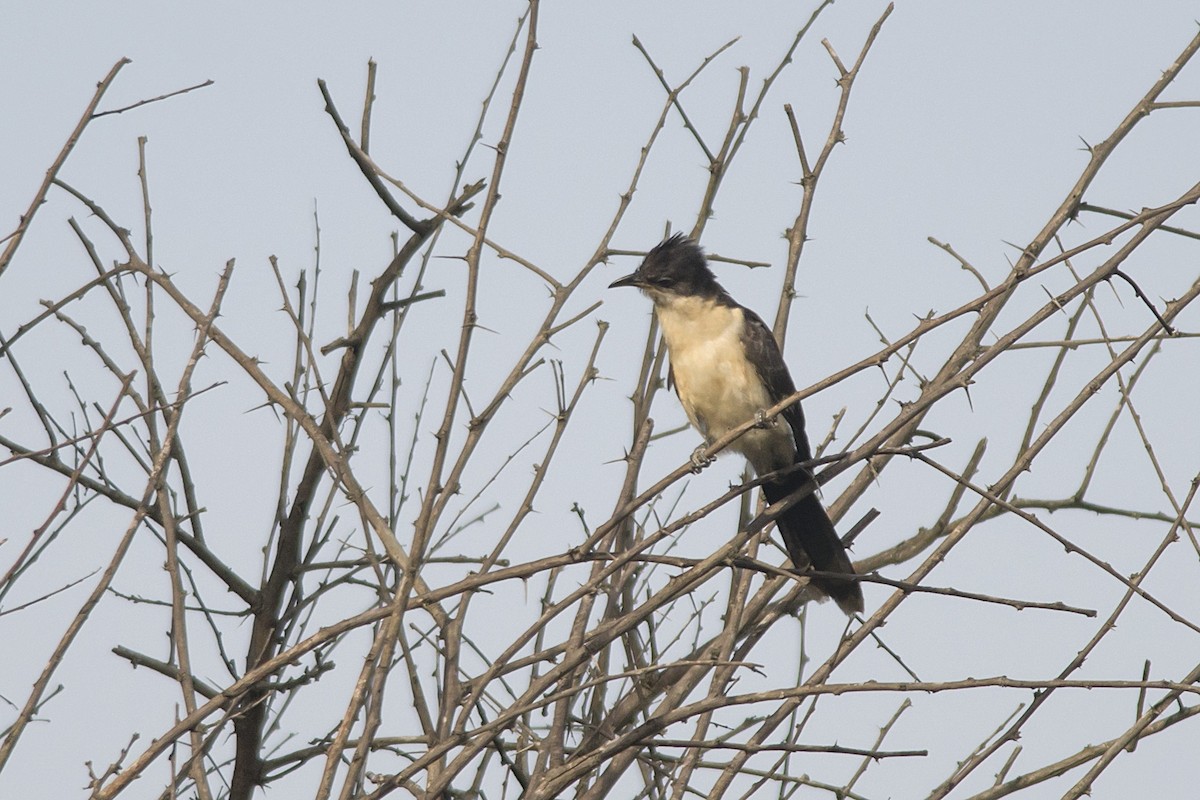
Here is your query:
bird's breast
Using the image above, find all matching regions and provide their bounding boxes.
[654,297,794,473]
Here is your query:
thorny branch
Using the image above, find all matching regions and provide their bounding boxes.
[2,10,1199,800]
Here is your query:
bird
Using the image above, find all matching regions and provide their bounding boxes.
[609,233,863,615]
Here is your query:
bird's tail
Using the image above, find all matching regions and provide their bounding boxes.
[762,475,864,616]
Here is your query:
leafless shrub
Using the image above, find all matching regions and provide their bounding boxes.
[3,4,1199,799]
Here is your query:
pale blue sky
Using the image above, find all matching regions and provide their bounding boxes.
[3,3,1200,798]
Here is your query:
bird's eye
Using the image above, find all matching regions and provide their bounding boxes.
[650,276,673,287]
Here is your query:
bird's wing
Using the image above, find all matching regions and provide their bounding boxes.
[738,307,812,463]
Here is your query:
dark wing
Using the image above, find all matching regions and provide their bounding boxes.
[738,307,812,463]
[742,307,862,615]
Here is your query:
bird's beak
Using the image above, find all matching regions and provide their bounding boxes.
[608,271,643,289]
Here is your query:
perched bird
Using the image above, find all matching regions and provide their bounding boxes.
[609,234,863,615]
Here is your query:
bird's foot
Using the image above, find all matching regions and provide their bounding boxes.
[690,444,715,473]
[754,409,773,428]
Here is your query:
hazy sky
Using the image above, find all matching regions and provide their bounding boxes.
[3,2,1200,798]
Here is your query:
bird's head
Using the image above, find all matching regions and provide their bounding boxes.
[608,233,720,301]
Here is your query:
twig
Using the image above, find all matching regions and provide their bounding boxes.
[91,79,214,118]
[1,58,129,277]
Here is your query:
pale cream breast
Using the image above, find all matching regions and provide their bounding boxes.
[654,296,787,473]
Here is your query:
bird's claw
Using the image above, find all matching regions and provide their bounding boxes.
[754,409,772,428]
[690,445,715,472]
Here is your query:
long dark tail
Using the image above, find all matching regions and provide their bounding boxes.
[762,475,863,616]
